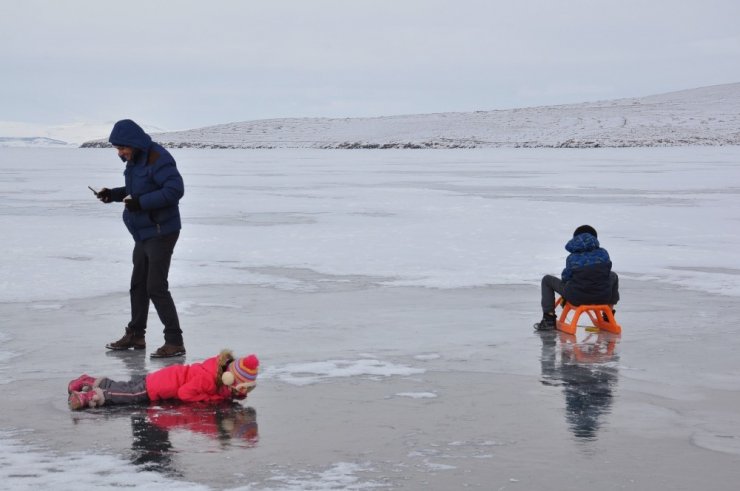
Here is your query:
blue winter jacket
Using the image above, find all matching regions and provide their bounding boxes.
[108,120,184,242]
[561,233,612,305]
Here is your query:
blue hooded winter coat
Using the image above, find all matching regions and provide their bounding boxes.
[561,233,612,305]
[108,120,184,242]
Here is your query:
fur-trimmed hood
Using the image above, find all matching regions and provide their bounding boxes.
[215,350,235,387]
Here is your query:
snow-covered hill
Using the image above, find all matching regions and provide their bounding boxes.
[82,83,740,149]
[0,121,166,148]
[0,136,69,147]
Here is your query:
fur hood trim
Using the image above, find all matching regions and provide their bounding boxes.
[216,350,235,387]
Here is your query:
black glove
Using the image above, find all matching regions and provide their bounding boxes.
[97,188,112,203]
[124,196,142,212]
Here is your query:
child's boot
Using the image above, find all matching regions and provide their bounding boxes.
[534,312,557,331]
[68,388,105,410]
[67,374,97,394]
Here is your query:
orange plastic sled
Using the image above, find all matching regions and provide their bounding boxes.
[554,297,621,335]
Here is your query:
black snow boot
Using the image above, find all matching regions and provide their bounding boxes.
[602,308,616,323]
[534,313,557,331]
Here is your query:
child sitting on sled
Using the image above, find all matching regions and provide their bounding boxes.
[68,350,259,410]
[534,225,620,331]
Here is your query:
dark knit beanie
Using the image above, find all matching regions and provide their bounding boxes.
[573,225,597,238]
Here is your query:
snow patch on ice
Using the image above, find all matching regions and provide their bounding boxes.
[177,300,244,316]
[0,430,207,490]
[413,353,441,361]
[687,411,740,456]
[691,430,740,456]
[0,331,15,385]
[448,440,502,447]
[265,359,425,386]
[422,460,456,471]
[395,392,437,399]
[29,303,64,311]
[262,462,386,490]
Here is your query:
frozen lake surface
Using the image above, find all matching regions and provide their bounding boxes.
[1,147,739,489]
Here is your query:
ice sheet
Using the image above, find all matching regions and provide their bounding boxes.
[2,147,740,304]
[1,147,740,490]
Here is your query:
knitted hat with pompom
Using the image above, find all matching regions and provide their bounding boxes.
[221,354,259,388]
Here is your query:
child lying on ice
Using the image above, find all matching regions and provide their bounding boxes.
[68,350,259,410]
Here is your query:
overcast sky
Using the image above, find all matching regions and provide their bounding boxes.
[2,0,739,131]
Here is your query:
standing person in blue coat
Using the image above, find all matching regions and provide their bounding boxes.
[95,119,186,358]
[534,225,620,331]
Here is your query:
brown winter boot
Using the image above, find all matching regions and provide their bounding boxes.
[105,328,145,350]
[150,343,186,358]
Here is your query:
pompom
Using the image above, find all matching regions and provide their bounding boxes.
[227,354,260,388]
[222,371,235,386]
[243,354,259,370]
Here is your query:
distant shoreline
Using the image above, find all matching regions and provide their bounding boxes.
[7,82,740,149]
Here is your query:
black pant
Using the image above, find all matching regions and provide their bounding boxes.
[128,231,183,345]
[541,272,620,313]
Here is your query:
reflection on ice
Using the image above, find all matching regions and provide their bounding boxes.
[70,402,258,477]
[131,403,258,475]
[538,330,620,441]
[105,349,148,374]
